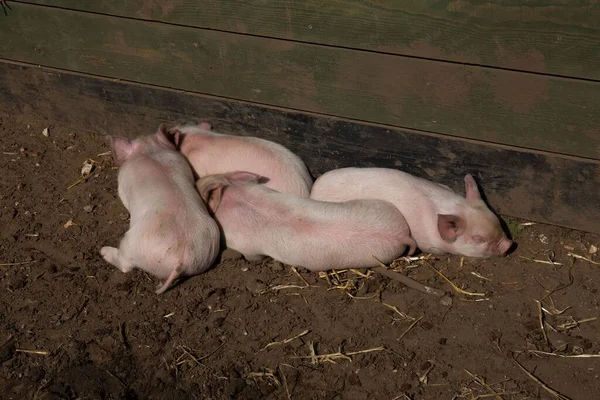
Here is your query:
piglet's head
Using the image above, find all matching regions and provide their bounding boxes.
[107,124,177,165]
[197,171,263,213]
[437,174,513,258]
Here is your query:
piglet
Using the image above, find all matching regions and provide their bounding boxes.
[310,168,513,258]
[100,125,221,294]
[171,122,313,198]
[196,171,416,271]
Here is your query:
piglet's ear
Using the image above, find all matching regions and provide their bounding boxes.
[198,122,213,131]
[226,171,263,183]
[196,176,229,213]
[155,124,176,150]
[437,214,466,242]
[464,174,481,201]
[107,135,133,165]
[168,128,183,147]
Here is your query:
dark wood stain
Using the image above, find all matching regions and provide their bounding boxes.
[0,61,598,234]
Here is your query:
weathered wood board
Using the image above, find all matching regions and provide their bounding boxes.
[22,0,600,80]
[1,61,598,233]
[1,4,600,160]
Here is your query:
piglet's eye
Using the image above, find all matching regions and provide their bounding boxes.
[473,235,485,243]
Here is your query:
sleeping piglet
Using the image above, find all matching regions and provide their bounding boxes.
[100,125,220,294]
[196,171,416,271]
[310,168,512,258]
[172,122,313,198]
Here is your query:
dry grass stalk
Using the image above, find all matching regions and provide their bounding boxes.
[0,260,36,267]
[473,393,519,399]
[518,256,563,266]
[425,262,485,297]
[397,316,423,342]
[262,284,309,293]
[15,349,50,356]
[540,302,571,316]
[318,269,369,295]
[175,346,203,368]
[307,341,318,365]
[557,316,598,330]
[388,254,436,273]
[292,345,385,364]
[528,350,600,358]
[471,271,491,281]
[512,355,572,400]
[290,266,310,287]
[391,394,411,400]
[567,252,600,265]
[382,302,415,321]
[350,268,373,279]
[246,368,281,387]
[346,292,379,300]
[278,364,292,400]
[262,329,310,351]
[463,369,503,400]
[519,222,536,227]
[534,300,549,345]
[418,359,435,385]
[375,257,446,298]
[175,342,226,369]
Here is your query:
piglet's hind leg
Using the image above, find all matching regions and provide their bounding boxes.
[100,246,135,273]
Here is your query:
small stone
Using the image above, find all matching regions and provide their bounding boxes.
[440,296,453,306]
[221,248,243,261]
[83,205,94,213]
[420,361,432,371]
[42,127,49,137]
[119,212,129,221]
[270,261,284,272]
[246,279,267,294]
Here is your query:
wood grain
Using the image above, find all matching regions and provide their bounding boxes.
[1,60,598,233]
[20,0,600,80]
[2,4,599,159]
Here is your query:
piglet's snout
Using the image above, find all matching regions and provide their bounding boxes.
[497,238,513,256]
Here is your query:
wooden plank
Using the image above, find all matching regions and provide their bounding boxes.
[20,0,600,81]
[1,60,598,234]
[2,5,600,160]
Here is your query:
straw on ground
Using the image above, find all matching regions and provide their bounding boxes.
[262,329,310,351]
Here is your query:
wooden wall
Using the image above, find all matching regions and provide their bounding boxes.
[1,1,599,233]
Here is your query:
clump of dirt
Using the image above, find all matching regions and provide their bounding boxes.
[1,113,599,399]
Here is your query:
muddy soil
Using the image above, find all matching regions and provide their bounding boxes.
[1,114,599,400]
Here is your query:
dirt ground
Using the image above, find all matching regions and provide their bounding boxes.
[1,113,599,400]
